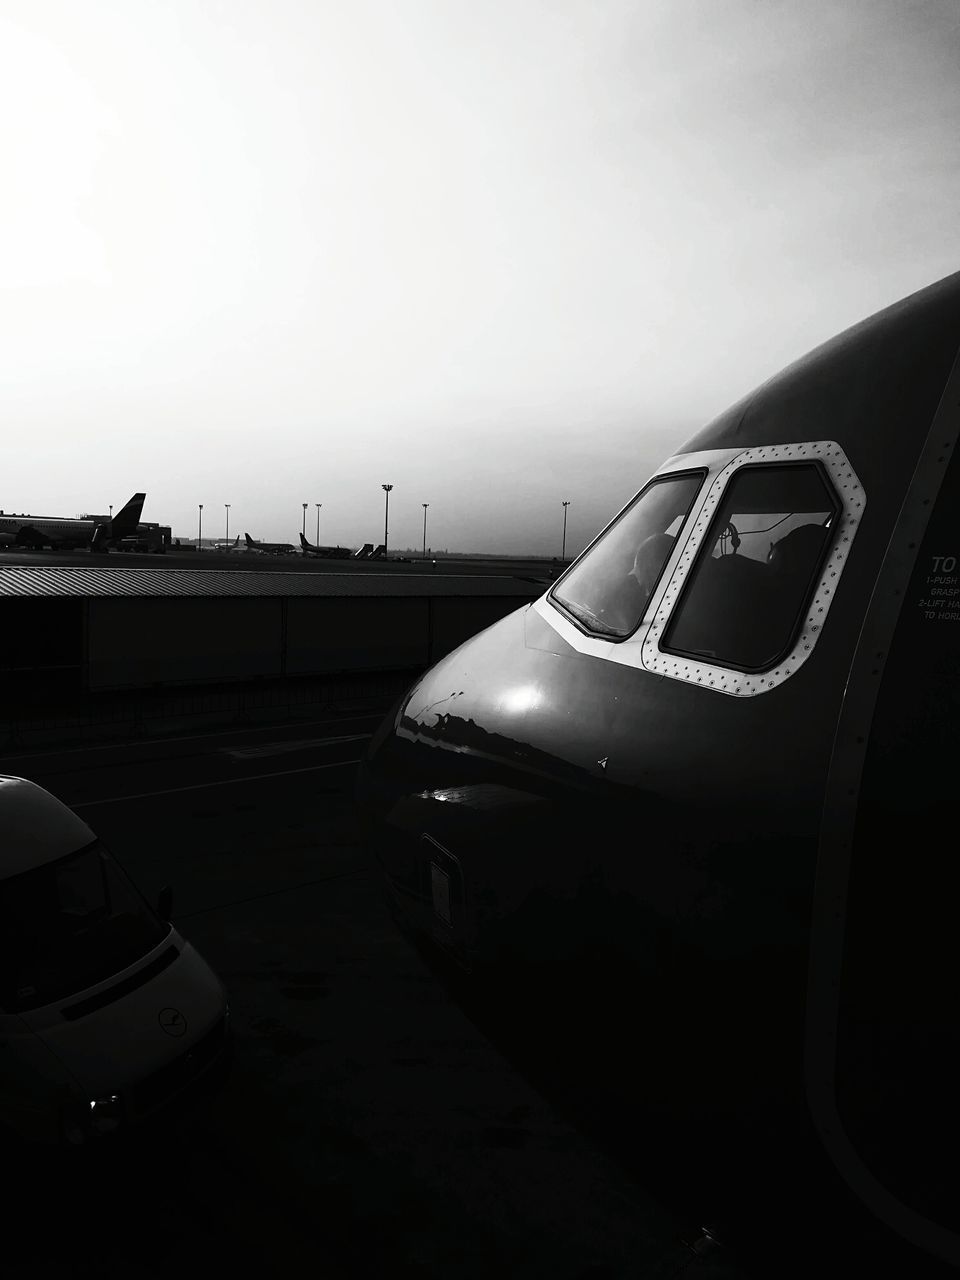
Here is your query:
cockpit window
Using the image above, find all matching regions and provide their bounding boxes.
[550,471,705,638]
[661,463,840,671]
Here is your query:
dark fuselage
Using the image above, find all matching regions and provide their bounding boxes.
[357,271,960,1267]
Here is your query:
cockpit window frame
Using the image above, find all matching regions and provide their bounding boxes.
[531,440,866,697]
[657,459,841,675]
[547,467,707,642]
[641,440,865,695]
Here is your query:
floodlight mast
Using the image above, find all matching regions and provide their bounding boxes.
[382,484,393,556]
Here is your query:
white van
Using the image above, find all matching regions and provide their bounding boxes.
[0,775,232,1146]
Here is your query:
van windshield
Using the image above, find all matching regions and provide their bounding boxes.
[0,841,169,1012]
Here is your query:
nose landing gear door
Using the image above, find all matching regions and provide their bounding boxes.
[422,835,466,964]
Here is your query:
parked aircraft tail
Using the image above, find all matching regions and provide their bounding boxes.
[111,493,146,537]
[90,492,146,551]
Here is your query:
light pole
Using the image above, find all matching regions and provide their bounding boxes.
[109,505,113,519]
[198,503,203,548]
[561,500,570,561]
[302,503,308,538]
[381,484,393,557]
[315,503,321,545]
[422,503,429,559]
[225,503,230,544]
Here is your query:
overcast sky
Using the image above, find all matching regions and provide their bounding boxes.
[2,1,958,554]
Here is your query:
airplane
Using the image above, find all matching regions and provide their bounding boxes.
[243,532,296,555]
[299,531,352,559]
[356,270,960,1272]
[0,493,146,552]
[212,535,241,551]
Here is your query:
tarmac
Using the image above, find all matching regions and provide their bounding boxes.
[0,547,563,582]
[1,710,953,1278]
[0,710,753,1280]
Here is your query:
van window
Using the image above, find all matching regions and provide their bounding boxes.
[0,841,168,1012]
[661,463,840,671]
[550,472,705,638]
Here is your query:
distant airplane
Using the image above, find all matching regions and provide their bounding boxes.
[0,493,146,552]
[212,536,240,551]
[299,532,352,559]
[244,532,296,555]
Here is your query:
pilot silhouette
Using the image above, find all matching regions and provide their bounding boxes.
[761,522,831,645]
[630,532,677,599]
[767,522,829,579]
[605,532,678,631]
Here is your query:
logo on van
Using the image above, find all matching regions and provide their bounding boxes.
[158,1007,187,1038]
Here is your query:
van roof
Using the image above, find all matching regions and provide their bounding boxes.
[0,776,97,878]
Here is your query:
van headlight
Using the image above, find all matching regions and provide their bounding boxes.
[88,1094,123,1136]
[61,1095,119,1144]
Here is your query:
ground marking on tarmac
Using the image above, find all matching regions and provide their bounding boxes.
[176,869,368,920]
[220,733,370,759]
[69,758,364,808]
[0,713,383,760]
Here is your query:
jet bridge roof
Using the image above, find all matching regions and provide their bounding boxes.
[0,567,540,599]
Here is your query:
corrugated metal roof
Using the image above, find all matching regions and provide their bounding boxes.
[0,566,540,599]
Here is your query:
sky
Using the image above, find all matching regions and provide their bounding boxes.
[2,1,959,555]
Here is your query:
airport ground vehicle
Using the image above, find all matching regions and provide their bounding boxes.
[0,777,232,1147]
[115,523,171,554]
[357,271,960,1268]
